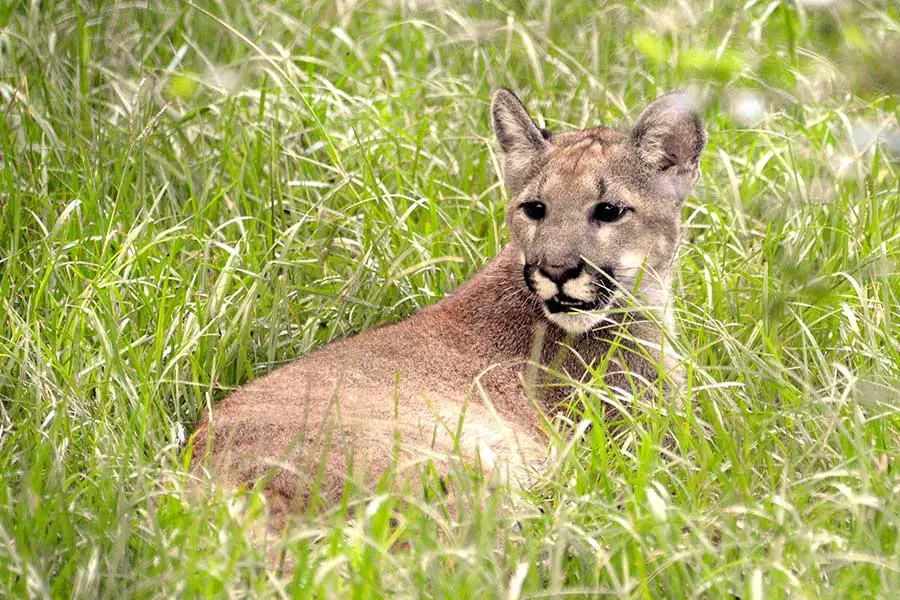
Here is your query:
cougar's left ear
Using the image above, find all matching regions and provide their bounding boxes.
[491,88,549,192]
[631,92,706,198]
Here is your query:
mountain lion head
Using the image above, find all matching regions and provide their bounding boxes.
[492,89,706,334]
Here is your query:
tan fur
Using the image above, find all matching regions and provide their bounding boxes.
[190,89,706,523]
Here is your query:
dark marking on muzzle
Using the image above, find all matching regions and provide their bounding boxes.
[523,264,537,293]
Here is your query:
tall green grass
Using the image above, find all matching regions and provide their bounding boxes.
[0,0,898,597]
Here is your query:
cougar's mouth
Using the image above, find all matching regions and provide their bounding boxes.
[542,293,610,314]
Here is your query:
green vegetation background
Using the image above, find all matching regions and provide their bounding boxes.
[0,0,898,597]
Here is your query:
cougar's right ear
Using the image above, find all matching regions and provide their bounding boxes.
[491,88,548,190]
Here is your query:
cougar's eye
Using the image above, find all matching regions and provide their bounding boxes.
[521,201,546,221]
[591,202,626,223]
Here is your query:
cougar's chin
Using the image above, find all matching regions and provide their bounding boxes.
[542,306,609,335]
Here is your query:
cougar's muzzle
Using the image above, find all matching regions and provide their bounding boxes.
[524,260,616,313]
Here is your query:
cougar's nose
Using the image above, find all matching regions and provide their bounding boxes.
[539,260,584,285]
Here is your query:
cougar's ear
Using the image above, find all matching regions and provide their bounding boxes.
[631,92,706,198]
[491,88,548,190]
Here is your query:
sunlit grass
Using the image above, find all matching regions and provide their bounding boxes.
[0,0,898,597]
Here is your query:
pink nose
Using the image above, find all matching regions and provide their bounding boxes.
[539,262,583,284]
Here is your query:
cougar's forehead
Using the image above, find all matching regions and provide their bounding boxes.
[531,137,631,206]
[548,130,624,173]
[534,133,673,212]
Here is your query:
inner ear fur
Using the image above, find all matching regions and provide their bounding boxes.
[491,88,548,190]
[630,92,707,174]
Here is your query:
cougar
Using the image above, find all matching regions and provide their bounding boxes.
[191,89,706,521]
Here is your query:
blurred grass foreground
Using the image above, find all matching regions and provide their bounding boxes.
[1,0,899,597]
